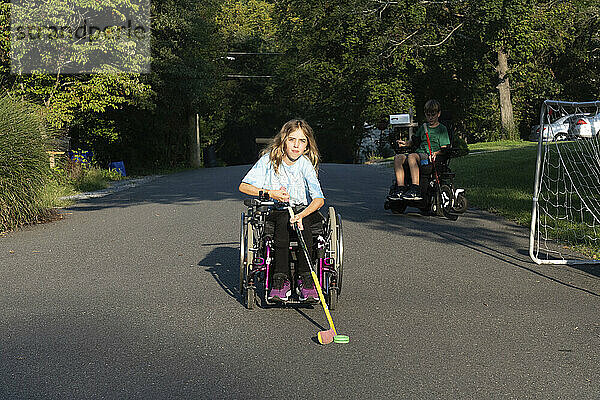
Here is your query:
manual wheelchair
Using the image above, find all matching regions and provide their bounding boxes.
[384,131,468,220]
[239,193,344,310]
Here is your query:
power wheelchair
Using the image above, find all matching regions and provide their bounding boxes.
[384,126,468,220]
[239,192,344,309]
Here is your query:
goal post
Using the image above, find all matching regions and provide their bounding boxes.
[529,100,600,265]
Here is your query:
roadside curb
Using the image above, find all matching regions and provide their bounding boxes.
[60,175,162,201]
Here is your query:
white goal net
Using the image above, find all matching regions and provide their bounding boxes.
[530,100,600,264]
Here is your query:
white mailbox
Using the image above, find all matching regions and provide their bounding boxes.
[389,114,411,125]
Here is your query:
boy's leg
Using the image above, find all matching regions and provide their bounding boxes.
[402,153,423,200]
[407,153,420,185]
[389,154,408,199]
[266,210,292,300]
[393,153,407,187]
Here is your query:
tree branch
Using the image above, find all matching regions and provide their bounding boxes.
[390,29,420,47]
[420,22,463,47]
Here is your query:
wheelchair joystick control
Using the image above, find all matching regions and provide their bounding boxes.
[258,190,270,201]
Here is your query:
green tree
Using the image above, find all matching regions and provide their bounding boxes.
[2,1,152,131]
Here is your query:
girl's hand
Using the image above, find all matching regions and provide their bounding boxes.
[269,187,289,203]
[290,214,304,230]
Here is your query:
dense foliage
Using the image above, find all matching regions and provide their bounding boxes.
[0,0,598,168]
[0,95,52,231]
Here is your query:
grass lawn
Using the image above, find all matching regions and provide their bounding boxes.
[451,140,539,225]
[382,139,599,258]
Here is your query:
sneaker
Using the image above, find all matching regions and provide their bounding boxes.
[402,185,422,200]
[387,185,407,201]
[297,274,319,303]
[268,273,291,301]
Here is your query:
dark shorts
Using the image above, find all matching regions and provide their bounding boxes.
[396,152,429,162]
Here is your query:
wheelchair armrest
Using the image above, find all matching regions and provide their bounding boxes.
[244,198,276,207]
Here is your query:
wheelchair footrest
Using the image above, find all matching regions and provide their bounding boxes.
[265,297,320,306]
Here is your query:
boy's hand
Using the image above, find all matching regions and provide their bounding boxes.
[396,139,408,147]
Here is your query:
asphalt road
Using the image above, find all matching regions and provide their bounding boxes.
[1,163,599,399]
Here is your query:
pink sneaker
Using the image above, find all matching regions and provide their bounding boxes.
[268,274,291,301]
[297,274,319,303]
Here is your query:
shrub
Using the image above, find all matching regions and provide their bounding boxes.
[0,95,52,232]
[72,166,123,192]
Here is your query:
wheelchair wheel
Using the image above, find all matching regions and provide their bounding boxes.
[328,287,338,310]
[326,207,344,301]
[390,201,407,214]
[336,212,344,295]
[239,213,254,296]
[453,193,468,214]
[239,213,246,295]
[245,287,255,310]
[328,207,338,270]
[440,185,459,221]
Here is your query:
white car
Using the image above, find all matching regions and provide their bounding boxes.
[568,113,600,139]
[530,115,572,142]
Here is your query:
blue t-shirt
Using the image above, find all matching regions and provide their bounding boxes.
[242,154,325,207]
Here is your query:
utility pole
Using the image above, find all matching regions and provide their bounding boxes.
[190,113,202,168]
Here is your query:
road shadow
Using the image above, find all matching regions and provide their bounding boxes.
[63,162,598,290]
[198,244,332,322]
[198,245,240,303]
[434,230,600,297]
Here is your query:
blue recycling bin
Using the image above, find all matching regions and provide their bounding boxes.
[67,150,93,166]
[108,161,126,177]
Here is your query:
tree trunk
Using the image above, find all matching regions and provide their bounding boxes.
[189,113,202,168]
[496,48,517,140]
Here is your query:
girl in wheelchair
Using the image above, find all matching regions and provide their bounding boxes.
[239,119,325,303]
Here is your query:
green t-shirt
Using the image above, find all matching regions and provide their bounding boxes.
[414,123,450,154]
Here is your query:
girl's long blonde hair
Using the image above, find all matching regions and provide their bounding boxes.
[261,119,320,175]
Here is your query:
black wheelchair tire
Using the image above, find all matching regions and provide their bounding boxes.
[239,213,246,295]
[245,287,255,310]
[440,185,459,220]
[453,193,468,214]
[390,202,407,214]
[336,213,344,295]
[328,206,338,272]
[328,287,338,311]
[239,213,254,298]
[434,185,445,217]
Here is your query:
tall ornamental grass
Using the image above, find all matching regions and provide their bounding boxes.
[0,95,52,232]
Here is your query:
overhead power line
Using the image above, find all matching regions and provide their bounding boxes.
[226,52,283,56]
[225,74,273,79]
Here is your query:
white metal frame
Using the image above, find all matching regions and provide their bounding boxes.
[529,99,600,265]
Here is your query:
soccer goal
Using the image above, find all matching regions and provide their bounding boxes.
[529,100,600,265]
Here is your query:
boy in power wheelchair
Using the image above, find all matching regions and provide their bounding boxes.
[384,100,468,219]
